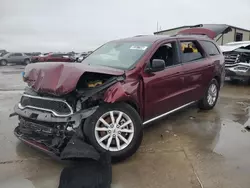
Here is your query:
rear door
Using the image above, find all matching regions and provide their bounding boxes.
[6,53,15,63]
[178,40,214,104]
[142,40,185,121]
[199,40,224,86]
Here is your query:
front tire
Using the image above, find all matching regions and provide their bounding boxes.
[83,103,143,162]
[198,79,219,110]
[0,60,7,66]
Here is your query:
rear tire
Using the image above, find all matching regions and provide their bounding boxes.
[83,103,143,162]
[0,60,7,66]
[24,59,30,65]
[198,79,219,110]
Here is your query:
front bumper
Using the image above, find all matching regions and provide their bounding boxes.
[14,126,100,160]
[12,104,100,160]
[14,126,57,157]
[225,63,250,80]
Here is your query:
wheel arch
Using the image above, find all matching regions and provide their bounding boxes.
[214,75,221,87]
[1,59,7,62]
[119,100,140,114]
[103,81,141,116]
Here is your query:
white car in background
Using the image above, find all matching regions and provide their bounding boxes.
[220,41,250,83]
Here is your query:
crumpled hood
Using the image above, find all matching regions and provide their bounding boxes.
[23,62,124,96]
[220,42,250,52]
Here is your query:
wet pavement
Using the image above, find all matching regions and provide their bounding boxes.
[0,65,250,188]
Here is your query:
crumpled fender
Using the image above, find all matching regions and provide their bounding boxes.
[103,80,140,108]
[103,82,128,103]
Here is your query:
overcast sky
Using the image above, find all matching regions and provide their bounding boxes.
[1,0,250,52]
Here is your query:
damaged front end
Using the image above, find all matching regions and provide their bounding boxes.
[11,67,125,159]
[221,42,250,81]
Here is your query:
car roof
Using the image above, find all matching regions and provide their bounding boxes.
[111,35,213,43]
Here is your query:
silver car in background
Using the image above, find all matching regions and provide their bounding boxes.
[220,41,250,83]
[0,52,31,66]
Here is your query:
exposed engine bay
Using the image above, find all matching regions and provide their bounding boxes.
[11,70,125,159]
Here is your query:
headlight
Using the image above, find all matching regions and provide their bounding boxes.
[76,100,82,111]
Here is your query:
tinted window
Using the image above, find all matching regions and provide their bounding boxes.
[0,52,8,57]
[13,53,22,56]
[8,53,15,57]
[180,41,204,63]
[200,41,220,56]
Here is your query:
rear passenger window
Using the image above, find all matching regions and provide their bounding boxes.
[180,41,204,63]
[13,53,22,56]
[200,41,220,56]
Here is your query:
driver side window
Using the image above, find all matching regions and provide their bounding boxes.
[150,41,178,68]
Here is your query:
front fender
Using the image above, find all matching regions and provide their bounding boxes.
[103,80,141,110]
[103,82,128,103]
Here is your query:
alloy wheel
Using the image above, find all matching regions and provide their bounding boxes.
[94,110,134,152]
[207,83,217,106]
[24,59,30,65]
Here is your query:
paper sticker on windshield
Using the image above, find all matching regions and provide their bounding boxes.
[130,46,148,50]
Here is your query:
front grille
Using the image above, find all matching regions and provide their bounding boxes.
[20,94,73,116]
[224,53,239,64]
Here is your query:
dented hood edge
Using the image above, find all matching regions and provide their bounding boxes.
[23,62,125,96]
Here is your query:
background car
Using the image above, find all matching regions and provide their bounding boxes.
[31,53,75,63]
[0,52,31,66]
[220,41,250,83]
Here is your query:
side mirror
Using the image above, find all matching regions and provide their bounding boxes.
[145,59,165,73]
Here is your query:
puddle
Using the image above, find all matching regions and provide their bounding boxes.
[212,119,250,164]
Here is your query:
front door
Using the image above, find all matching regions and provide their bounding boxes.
[6,53,16,63]
[142,40,185,121]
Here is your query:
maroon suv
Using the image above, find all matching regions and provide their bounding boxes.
[11,34,225,161]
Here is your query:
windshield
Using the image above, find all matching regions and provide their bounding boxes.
[82,41,152,70]
[0,52,8,57]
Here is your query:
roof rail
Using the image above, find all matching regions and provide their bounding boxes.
[171,33,210,38]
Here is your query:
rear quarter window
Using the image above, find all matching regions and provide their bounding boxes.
[180,41,205,63]
[200,40,221,56]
